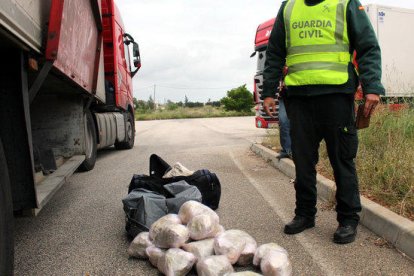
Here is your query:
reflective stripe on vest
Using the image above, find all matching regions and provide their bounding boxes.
[284,0,351,86]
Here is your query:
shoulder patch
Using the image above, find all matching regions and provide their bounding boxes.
[358,6,364,10]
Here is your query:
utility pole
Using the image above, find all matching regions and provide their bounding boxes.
[153,84,156,110]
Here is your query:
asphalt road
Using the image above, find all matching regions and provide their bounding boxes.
[14,117,414,275]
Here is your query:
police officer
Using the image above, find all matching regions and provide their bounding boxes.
[262,0,384,244]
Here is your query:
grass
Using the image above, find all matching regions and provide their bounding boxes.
[135,106,254,121]
[263,104,414,220]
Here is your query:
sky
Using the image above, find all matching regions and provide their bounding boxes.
[116,0,414,103]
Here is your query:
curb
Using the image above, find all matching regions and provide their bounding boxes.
[251,143,414,260]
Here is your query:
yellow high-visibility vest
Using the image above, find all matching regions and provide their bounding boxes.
[284,0,352,86]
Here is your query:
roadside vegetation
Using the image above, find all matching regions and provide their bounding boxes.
[263,104,414,220]
[134,85,254,120]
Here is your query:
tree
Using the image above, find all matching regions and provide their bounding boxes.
[133,97,139,109]
[166,100,178,110]
[206,101,221,107]
[134,98,150,110]
[220,85,254,112]
[148,95,155,110]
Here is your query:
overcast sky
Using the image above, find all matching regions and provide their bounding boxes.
[116,0,414,103]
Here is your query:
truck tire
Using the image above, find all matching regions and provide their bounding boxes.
[115,112,135,150]
[0,138,14,276]
[78,110,97,171]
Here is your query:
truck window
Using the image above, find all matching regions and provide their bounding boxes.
[124,43,131,72]
[256,50,267,73]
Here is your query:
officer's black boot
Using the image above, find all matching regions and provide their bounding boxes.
[333,224,357,244]
[284,216,315,234]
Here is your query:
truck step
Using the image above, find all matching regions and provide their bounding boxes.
[31,155,85,216]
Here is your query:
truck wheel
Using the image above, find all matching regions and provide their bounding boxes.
[78,110,97,171]
[115,112,135,150]
[0,138,14,276]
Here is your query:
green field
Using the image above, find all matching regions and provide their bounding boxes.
[135,106,254,121]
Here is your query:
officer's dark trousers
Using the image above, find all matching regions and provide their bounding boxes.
[286,93,361,227]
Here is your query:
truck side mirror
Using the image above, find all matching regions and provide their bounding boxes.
[131,42,141,78]
[123,33,141,78]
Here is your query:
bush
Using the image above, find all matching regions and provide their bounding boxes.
[356,105,413,219]
[134,106,253,121]
[166,100,179,111]
[220,85,254,112]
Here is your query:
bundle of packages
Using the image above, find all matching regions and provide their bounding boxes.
[214,229,257,266]
[254,243,291,276]
[126,199,291,275]
[196,255,234,276]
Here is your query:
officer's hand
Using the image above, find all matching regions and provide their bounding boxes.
[364,94,380,117]
[263,97,276,118]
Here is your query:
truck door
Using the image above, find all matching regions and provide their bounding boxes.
[115,24,130,110]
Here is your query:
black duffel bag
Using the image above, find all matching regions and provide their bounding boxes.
[123,181,202,238]
[128,154,221,210]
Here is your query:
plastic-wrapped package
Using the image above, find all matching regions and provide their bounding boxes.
[235,230,257,266]
[260,250,292,276]
[157,248,196,276]
[149,214,181,240]
[187,212,220,241]
[214,225,225,237]
[151,223,190,249]
[127,232,153,258]
[196,255,234,276]
[253,243,288,266]
[163,162,194,178]
[181,238,215,261]
[213,230,247,265]
[178,201,217,224]
[149,214,182,240]
[228,272,263,276]
[146,246,165,267]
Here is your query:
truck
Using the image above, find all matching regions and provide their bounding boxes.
[252,4,414,128]
[251,18,278,129]
[364,4,414,100]
[0,0,141,274]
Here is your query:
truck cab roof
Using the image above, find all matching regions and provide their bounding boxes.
[254,18,275,51]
